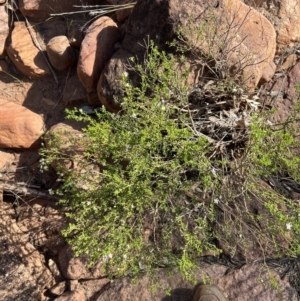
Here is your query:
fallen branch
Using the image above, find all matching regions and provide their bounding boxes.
[1,181,59,200]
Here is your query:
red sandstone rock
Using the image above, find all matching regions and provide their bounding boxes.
[6,22,51,79]
[0,99,44,148]
[77,16,120,91]
[223,0,276,89]
[46,36,76,71]
[0,4,9,57]
[277,0,300,47]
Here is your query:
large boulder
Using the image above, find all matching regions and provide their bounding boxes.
[222,0,276,89]
[77,16,121,91]
[0,4,9,57]
[0,99,44,148]
[6,22,51,78]
[245,0,300,49]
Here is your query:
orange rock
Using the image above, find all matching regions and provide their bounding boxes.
[0,99,44,148]
[185,0,276,90]
[46,36,76,71]
[223,0,276,89]
[277,0,300,47]
[0,4,9,57]
[6,22,51,79]
[77,16,120,91]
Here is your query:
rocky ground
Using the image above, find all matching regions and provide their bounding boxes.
[1,0,300,300]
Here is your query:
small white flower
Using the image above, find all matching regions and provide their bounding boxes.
[86,201,91,206]
[123,71,128,77]
[286,222,292,230]
[211,168,217,177]
[214,198,220,204]
[48,189,53,195]
[132,113,137,118]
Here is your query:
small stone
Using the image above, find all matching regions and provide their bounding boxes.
[48,259,64,282]
[49,281,66,296]
[46,36,76,71]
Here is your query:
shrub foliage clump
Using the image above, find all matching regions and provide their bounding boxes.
[41,41,300,281]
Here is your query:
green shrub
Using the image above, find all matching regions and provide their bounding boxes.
[41,40,300,283]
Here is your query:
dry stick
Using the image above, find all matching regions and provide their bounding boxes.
[1,181,59,200]
[23,16,58,85]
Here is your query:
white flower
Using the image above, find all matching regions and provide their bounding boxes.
[286,222,292,230]
[214,198,220,204]
[138,262,146,270]
[123,71,128,77]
